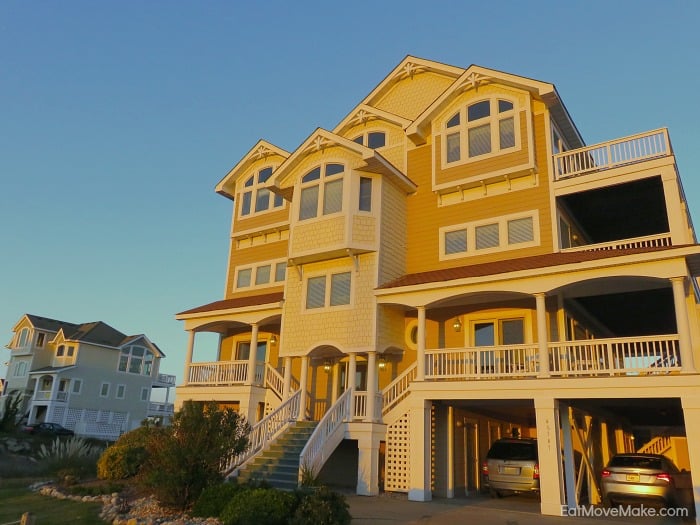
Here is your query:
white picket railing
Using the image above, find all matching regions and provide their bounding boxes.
[223,389,301,476]
[553,128,671,180]
[298,388,352,479]
[637,434,672,455]
[382,363,417,415]
[426,344,540,379]
[352,391,383,420]
[562,233,672,253]
[147,402,174,416]
[548,335,680,376]
[265,364,285,398]
[188,361,248,384]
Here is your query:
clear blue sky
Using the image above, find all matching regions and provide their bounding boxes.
[2,1,700,385]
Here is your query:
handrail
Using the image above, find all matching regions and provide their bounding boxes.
[298,388,352,479]
[561,233,672,253]
[382,363,417,415]
[223,389,300,476]
[553,128,670,180]
[265,364,285,398]
[188,361,248,384]
[637,435,672,455]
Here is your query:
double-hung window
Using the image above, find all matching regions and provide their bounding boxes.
[239,167,284,217]
[441,212,537,258]
[444,98,517,164]
[305,271,352,310]
[299,164,345,220]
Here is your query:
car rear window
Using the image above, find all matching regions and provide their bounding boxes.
[487,441,537,460]
[608,456,662,469]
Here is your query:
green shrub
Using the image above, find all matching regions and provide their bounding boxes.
[191,482,242,518]
[96,426,152,480]
[38,436,104,480]
[290,486,351,525]
[220,487,296,525]
[69,482,124,496]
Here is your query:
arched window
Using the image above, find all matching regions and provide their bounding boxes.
[299,163,345,221]
[444,98,517,164]
[239,166,284,217]
[16,328,29,348]
[352,131,386,149]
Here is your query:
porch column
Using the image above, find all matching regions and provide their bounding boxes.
[416,306,426,381]
[560,402,577,509]
[331,361,340,405]
[347,353,357,392]
[447,405,455,498]
[365,351,377,422]
[671,276,695,372]
[408,398,432,501]
[282,356,292,400]
[534,397,565,516]
[614,426,627,453]
[600,420,612,467]
[680,395,700,524]
[246,323,259,386]
[184,331,195,385]
[297,356,309,421]
[535,293,550,378]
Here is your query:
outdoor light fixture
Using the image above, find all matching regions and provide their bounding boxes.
[452,317,462,332]
[323,360,332,372]
[378,357,387,370]
[269,334,277,345]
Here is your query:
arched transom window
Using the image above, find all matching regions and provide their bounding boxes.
[444,98,517,164]
[299,163,345,221]
[240,166,284,217]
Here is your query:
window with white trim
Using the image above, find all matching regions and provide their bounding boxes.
[36,332,45,347]
[116,384,126,399]
[352,131,386,149]
[299,163,345,220]
[444,97,518,164]
[13,361,28,377]
[440,212,538,258]
[56,345,65,357]
[141,387,150,402]
[16,328,29,348]
[72,379,82,394]
[100,382,110,398]
[359,177,372,212]
[239,166,284,217]
[235,259,287,290]
[118,345,154,376]
[305,271,352,310]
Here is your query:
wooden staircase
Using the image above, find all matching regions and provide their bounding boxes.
[236,421,317,490]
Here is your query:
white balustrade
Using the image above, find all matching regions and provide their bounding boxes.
[382,363,417,415]
[188,361,248,385]
[562,233,672,253]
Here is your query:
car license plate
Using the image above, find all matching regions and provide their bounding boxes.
[501,466,520,475]
[626,473,640,482]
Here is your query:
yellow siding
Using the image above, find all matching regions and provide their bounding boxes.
[351,215,376,245]
[374,71,455,120]
[233,207,289,233]
[291,215,346,254]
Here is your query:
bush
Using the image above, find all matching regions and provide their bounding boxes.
[220,487,296,525]
[97,426,153,480]
[38,436,104,481]
[141,401,249,509]
[191,482,242,518]
[289,486,351,525]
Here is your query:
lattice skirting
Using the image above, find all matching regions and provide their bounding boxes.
[384,412,410,492]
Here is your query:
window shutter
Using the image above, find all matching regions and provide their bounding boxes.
[508,217,534,245]
[330,272,351,306]
[306,276,326,309]
[475,223,499,249]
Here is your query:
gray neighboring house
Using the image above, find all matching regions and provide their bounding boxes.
[1,314,175,440]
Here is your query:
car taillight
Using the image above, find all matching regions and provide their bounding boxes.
[481,461,488,476]
[533,463,539,479]
[601,469,611,478]
[656,473,672,483]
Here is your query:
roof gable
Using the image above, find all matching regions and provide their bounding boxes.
[215,139,290,200]
[333,104,412,137]
[120,334,165,358]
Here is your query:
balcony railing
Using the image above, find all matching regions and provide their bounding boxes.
[154,373,177,387]
[561,233,672,253]
[352,391,383,420]
[147,402,174,416]
[187,361,249,385]
[34,391,68,402]
[553,129,671,181]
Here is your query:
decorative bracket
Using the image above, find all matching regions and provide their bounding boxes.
[346,249,360,273]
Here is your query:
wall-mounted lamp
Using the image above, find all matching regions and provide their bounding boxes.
[323,359,332,373]
[378,357,387,371]
[269,334,277,345]
[452,317,462,332]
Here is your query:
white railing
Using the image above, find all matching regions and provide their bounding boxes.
[156,373,176,386]
[553,128,671,180]
[637,435,672,455]
[147,402,174,416]
[352,391,383,420]
[265,364,285,398]
[188,361,248,384]
[34,391,68,402]
[382,363,417,415]
[224,389,300,476]
[548,335,680,376]
[299,388,352,479]
[562,233,672,253]
[426,344,540,379]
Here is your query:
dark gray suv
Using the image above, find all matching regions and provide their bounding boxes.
[483,438,539,497]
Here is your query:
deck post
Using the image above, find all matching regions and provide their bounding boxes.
[416,306,426,381]
[535,293,550,377]
[671,277,695,372]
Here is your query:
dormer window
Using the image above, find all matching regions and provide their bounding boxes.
[299,163,345,221]
[118,345,154,376]
[352,131,386,149]
[16,328,29,348]
[240,167,284,217]
[444,98,518,164]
